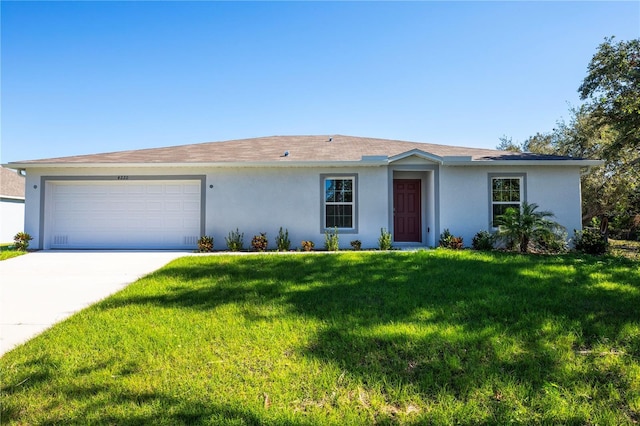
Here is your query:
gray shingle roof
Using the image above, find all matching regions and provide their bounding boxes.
[9,135,587,165]
[0,167,25,198]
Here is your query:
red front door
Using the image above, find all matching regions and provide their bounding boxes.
[394,179,422,242]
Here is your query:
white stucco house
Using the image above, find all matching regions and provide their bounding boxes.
[5,135,602,250]
[0,167,26,243]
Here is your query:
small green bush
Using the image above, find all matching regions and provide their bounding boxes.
[378,228,392,250]
[13,232,33,252]
[439,229,463,249]
[225,228,244,251]
[450,237,463,249]
[350,240,362,251]
[301,240,315,251]
[251,233,268,251]
[439,229,453,247]
[534,229,568,254]
[471,230,495,251]
[324,227,339,251]
[197,235,214,252]
[276,227,291,251]
[574,228,608,255]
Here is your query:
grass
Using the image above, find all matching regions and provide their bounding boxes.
[0,243,25,261]
[1,250,639,425]
[610,239,640,260]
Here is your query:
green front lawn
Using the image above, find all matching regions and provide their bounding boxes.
[1,251,639,424]
[0,244,25,261]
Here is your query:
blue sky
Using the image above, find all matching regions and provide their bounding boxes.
[1,1,638,163]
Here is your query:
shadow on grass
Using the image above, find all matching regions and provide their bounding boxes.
[105,253,640,392]
[3,252,639,424]
[1,353,309,426]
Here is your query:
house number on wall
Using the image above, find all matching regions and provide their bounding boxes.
[117,176,129,180]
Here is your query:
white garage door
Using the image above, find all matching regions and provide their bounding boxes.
[47,180,202,249]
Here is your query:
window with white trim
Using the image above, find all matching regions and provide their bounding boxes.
[323,176,355,229]
[491,176,523,227]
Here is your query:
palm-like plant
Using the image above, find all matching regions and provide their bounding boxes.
[495,202,563,253]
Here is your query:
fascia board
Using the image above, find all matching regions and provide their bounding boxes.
[442,159,605,167]
[5,160,389,169]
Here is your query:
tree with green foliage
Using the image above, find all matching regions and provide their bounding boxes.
[578,37,640,163]
[501,38,640,238]
[496,135,522,152]
[495,202,563,253]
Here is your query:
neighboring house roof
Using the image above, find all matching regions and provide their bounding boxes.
[6,135,602,167]
[0,167,25,199]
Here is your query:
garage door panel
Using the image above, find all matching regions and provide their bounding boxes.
[146,186,163,194]
[48,180,202,249]
[165,185,183,194]
[183,185,200,194]
[146,201,163,211]
[184,201,200,211]
[126,185,146,194]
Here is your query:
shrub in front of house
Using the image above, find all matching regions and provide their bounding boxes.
[534,229,568,254]
[276,227,291,251]
[13,232,33,252]
[350,240,362,251]
[378,228,392,250]
[197,235,214,252]
[251,233,268,251]
[439,229,453,247]
[325,227,339,251]
[471,230,495,251]
[301,240,315,251]
[226,228,244,251]
[574,228,608,255]
[439,229,463,249]
[494,202,562,254]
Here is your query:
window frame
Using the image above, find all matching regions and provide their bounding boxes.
[488,173,527,229]
[320,174,358,233]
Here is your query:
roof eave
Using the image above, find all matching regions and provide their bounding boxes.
[5,160,389,169]
[443,159,605,167]
[5,158,605,169]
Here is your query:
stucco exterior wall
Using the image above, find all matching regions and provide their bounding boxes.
[23,166,389,250]
[22,163,584,250]
[206,166,388,249]
[0,199,25,243]
[438,165,583,245]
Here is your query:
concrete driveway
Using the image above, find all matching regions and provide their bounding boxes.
[0,251,188,356]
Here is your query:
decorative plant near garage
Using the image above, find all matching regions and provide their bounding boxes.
[197,236,214,252]
[251,233,268,251]
[276,227,291,251]
[226,228,244,251]
[301,240,315,251]
[13,232,33,252]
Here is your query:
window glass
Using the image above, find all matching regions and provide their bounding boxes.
[491,177,522,226]
[324,177,355,229]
